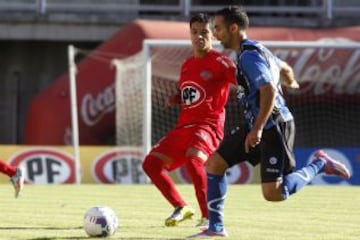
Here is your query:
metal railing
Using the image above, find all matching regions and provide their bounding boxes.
[0,0,359,21]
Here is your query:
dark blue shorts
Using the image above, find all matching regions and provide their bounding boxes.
[216,120,296,183]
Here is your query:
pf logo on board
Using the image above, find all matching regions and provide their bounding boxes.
[92,148,147,184]
[8,148,75,184]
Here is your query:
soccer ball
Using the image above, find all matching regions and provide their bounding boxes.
[83,206,119,237]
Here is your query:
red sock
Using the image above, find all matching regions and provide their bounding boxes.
[142,154,186,208]
[0,160,16,177]
[185,156,208,218]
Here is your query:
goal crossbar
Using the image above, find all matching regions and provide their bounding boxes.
[142,39,360,156]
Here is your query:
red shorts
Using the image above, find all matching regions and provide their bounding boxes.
[150,124,222,171]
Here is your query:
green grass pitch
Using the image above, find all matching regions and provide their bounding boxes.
[0,184,358,240]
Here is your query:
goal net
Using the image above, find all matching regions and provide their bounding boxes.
[113,39,360,156]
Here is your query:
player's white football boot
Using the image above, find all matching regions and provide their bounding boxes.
[165,206,195,227]
[10,167,24,198]
[315,150,351,179]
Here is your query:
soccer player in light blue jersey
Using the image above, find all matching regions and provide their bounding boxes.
[192,5,351,237]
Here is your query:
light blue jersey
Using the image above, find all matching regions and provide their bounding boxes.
[236,39,293,130]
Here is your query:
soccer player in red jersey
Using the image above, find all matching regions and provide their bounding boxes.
[0,160,24,198]
[142,13,236,227]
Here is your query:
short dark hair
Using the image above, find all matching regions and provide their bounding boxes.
[189,13,210,27]
[215,5,249,29]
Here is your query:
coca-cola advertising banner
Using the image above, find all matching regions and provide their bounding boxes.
[272,40,359,102]
[23,20,360,145]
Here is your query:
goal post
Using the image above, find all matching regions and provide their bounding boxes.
[67,44,82,184]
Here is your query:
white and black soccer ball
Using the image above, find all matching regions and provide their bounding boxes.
[83,206,119,237]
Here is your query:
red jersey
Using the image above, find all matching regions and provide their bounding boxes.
[176,49,236,138]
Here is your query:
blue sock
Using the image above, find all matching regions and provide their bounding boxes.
[207,172,227,233]
[282,159,325,199]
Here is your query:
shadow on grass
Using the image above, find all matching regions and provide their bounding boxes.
[0,226,85,240]
[26,238,187,240]
[26,238,86,240]
[0,226,189,240]
[0,226,82,230]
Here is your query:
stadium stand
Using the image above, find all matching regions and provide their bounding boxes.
[0,1,359,40]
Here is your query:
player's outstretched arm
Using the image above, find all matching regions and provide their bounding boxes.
[280,61,299,89]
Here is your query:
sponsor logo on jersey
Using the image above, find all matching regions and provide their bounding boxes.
[180,81,206,108]
[269,156,278,165]
[266,168,280,173]
[199,70,213,80]
[92,149,146,184]
[8,148,75,184]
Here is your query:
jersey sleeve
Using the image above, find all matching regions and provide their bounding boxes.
[218,55,237,85]
[272,54,284,69]
[240,51,273,89]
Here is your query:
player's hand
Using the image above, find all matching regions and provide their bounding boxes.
[165,97,174,108]
[280,63,299,89]
[165,94,181,108]
[245,128,262,153]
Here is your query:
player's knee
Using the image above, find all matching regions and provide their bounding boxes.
[262,191,281,202]
[141,156,151,174]
[261,183,284,202]
[205,152,228,175]
[142,154,163,175]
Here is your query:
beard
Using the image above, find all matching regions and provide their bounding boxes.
[220,40,231,49]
